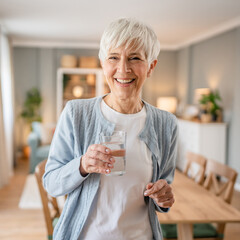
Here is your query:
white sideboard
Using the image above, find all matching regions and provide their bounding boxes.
[177,118,227,171]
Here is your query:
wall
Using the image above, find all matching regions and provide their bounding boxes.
[143,51,177,106]
[176,27,240,184]
[176,47,191,104]
[190,30,237,120]
[228,28,240,185]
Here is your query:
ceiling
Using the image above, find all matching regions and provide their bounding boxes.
[1,0,240,50]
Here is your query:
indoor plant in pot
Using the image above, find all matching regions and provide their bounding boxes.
[199,90,222,122]
[20,87,42,158]
[21,87,42,124]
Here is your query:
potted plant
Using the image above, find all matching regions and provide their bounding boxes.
[199,90,222,122]
[20,88,42,158]
[20,87,42,124]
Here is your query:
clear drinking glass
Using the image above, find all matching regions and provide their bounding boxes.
[100,131,126,176]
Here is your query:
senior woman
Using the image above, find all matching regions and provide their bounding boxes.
[43,18,178,240]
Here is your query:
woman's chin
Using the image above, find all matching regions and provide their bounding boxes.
[112,90,139,100]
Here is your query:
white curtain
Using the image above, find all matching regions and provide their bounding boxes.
[0,27,15,188]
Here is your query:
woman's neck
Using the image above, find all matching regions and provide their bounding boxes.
[103,94,143,114]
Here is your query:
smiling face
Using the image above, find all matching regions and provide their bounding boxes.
[101,46,157,102]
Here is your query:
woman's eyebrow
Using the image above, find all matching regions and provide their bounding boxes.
[129,52,142,56]
[108,52,143,57]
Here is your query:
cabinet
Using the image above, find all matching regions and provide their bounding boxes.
[177,119,227,171]
[56,68,109,118]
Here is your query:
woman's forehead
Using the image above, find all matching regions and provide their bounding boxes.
[108,45,145,56]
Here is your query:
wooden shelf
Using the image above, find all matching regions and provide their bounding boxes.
[56,68,107,118]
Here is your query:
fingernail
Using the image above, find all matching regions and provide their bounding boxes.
[110,157,113,162]
[108,163,113,168]
[144,191,148,196]
[106,169,110,173]
[105,149,110,153]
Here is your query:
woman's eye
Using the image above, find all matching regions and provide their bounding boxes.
[108,57,118,60]
[130,57,141,61]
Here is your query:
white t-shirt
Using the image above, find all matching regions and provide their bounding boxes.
[79,100,153,240]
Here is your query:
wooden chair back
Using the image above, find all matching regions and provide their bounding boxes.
[183,151,207,185]
[35,159,60,239]
[203,159,238,239]
[204,158,238,204]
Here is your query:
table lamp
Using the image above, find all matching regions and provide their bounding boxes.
[157,97,177,114]
[194,88,211,104]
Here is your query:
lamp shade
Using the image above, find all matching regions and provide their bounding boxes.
[72,86,83,98]
[194,88,211,104]
[157,97,177,113]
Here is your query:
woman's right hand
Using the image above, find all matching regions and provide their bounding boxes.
[80,144,115,177]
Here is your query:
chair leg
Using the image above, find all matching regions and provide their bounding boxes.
[217,223,225,239]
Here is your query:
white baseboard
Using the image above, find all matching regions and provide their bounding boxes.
[235,182,240,192]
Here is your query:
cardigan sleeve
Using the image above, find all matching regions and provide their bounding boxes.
[160,119,178,184]
[155,117,178,213]
[43,101,88,197]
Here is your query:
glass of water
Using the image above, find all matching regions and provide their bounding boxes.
[100,131,126,176]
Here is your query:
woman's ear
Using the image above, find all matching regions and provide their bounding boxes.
[100,60,107,76]
[147,60,157,78]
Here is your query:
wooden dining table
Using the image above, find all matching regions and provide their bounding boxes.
[157,169,240,240]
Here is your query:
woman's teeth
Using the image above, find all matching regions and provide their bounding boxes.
[115,78,135,83]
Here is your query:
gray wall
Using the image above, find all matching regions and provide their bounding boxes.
[176,47,191,104]
[143,51,177,106]
[229,28,240,185]
[176,27,240,183]
[14,48,40,149]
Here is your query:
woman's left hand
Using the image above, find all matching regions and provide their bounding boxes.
[144,180,175,208]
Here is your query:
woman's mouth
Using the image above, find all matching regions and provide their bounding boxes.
[114,78,135,84]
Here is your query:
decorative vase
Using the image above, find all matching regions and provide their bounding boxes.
[201,113,212,123]
[22,145,31,159]
[61,55,77,68]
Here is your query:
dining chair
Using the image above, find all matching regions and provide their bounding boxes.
[35,159,60,240]
[183,151,207,185]
[161,152,207,239]
[161,158,238,240]
[196,158,238,240]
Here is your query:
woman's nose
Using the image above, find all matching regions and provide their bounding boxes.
[117,59,131,73]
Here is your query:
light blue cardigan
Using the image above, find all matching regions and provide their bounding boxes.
[43,96,178,240]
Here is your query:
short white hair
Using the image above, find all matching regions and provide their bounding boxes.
[99,18,160,64]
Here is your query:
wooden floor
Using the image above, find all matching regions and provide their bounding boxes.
[0,158,46,240]
[0,158,240,240]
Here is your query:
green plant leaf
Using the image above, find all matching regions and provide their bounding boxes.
[20,87,42,124]
[198,90,222,115]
